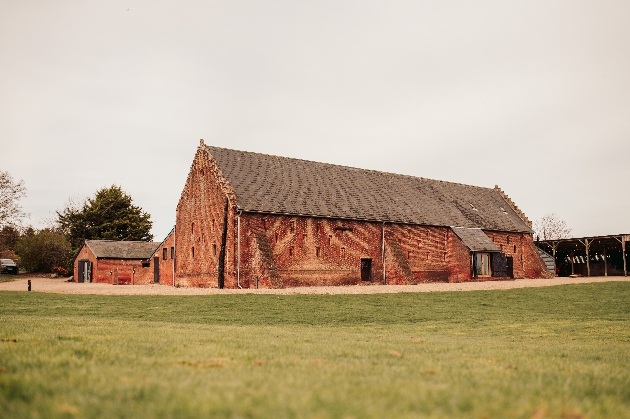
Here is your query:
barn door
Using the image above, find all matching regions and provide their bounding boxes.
[506,256,514,278]
[361,259,372,281]
[77,260,85,283]
[492,253,507,277]
[85,261,92,283]
[153,257,159,283]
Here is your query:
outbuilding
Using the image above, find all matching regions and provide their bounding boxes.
[74,240,160,284]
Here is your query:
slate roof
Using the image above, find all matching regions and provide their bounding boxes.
[85,240,161,259]
[205,146,533,233]
[451,227,501,252]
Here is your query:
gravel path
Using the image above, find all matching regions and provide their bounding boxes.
[1,275,628,295]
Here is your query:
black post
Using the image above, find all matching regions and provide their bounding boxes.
[27,280,31,291]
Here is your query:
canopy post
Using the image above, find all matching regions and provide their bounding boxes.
[623,239,627,277]
[603,245,608,277]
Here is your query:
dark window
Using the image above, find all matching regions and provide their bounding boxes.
[163,248,167,260]
[514,245,517,253]
[213,244,217,256]
[171,247,174,259]
[141,261,150,268]
[192,247,195,258]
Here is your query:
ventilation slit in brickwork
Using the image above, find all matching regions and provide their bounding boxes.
[316,247,320,257]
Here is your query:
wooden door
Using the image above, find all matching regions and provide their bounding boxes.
[153,257,160,283]
[77,260,85,283]
[361,259,372,281]
[506,256,514,278]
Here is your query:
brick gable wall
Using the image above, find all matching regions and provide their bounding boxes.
[175,147,238,287]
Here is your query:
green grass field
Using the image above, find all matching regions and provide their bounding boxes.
[1,282,629,419]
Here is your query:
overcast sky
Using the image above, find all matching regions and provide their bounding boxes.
[1,0,629,240]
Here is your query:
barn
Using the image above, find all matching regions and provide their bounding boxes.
[74,240,160,284]
[174,140,551,288]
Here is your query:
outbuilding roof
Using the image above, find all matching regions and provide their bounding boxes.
[451,227,501,252]
[205,146,533,233]
[84,240,160,260]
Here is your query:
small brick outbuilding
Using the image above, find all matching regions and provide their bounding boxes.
[173,141,551,288]
[74,240,160,284]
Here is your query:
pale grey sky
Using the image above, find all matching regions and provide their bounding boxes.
[1,0,629,240]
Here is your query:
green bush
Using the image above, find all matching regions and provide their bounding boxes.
[14,229,72,273]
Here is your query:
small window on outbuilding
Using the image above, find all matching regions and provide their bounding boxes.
[514,245,517,253]
[163,248,168,260]
[141,261,150,268]
[171,247,175,259]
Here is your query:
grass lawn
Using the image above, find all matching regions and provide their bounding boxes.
[1,282,629,419]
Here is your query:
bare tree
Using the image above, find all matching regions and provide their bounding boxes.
[533,213,572,241]
[0,170,28,228]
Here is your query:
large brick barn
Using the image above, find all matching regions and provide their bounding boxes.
[174,140,550,288]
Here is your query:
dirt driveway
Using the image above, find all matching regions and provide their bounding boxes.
[0,275,627,295]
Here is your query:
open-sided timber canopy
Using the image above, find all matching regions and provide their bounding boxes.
[537,234,629,277]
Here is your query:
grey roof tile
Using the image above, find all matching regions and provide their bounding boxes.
[85,240,160,259]
[206,146,532,233]
[451,227,501,252]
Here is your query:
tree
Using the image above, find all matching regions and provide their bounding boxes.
[0,170,27,228]
[533,213,572,241]
[57,185,153,249]
[15,229,72,273]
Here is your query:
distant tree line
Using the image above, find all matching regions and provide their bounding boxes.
[0,170,153,275]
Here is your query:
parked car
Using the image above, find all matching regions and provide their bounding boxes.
[0,259,18,275]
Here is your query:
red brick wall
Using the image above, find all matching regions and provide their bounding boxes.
[484,231,551,279]
[73,244,97,282]
[152,231,175,286]
[175,146,237,288]
[97,259,152,285]
[233,214,479,288]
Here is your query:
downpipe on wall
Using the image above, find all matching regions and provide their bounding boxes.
[237,210,242,289]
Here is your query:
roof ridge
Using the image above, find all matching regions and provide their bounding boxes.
[204,145,494,190]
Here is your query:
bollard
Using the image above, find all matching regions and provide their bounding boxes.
[28,279,31,291]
